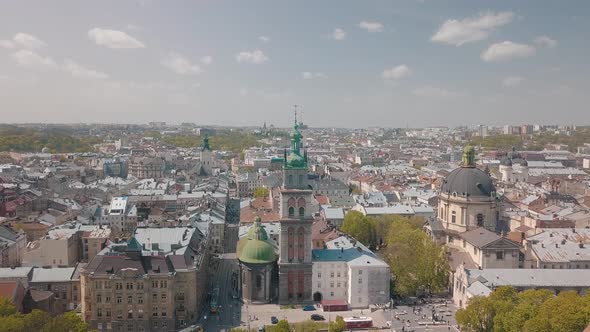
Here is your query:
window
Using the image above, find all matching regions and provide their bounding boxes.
[160,280,167,288]
[116,296,122,304]
[116,282,122,290]
[359,270,363,275]
[126,282,133,290]
[477,213,484,227]
[337,272,341,278]
[153,294,158,301]
[317,272,321,278]
[152,281,158,288]
[97,295,102,303]
[337,282,341,287]
[127,323,134,331]
[451,211,456,223]
[106,309,111,317]
[358,278,362,284]
[138,296,143,304]
[317,282,321,288]
[162,322,167,328]
[161,310,167,317]
[97,308,102,317]
[105,296,110,303]
[288,174,293,185]
[330,272,334,278]
[128,296,132,304]
[152,308,158,317]
[299,207,305,217]
[137,282,143,290]
[117,310,123,319]
[127,310,133,319]
[288,207,295,217]
[330,282,334,288]
[161,294,167,302]
[330,291,334,296]
[496,251,504,260]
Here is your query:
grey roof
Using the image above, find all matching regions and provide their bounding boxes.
[460,227,501,248]
[527,229,590,263]
[323,207,345,220]
[31,267,76,283]
[0,267,33,279]
[466,268,590,288]
[441,166,495,197]
[500,157,512,166]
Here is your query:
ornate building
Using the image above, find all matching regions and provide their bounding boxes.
[499,147,529,183]
[237,217,278,303]
[277,116,314,304]
[427,146,502,243]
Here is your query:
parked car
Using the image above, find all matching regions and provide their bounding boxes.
[302,305,316,311]
[271,316,279,324]
[311,314,325,321]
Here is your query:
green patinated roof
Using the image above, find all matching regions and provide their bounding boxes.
[285,112,307,169]
[237,218,277,264]
[126,236,142,251]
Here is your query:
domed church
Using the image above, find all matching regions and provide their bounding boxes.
[237,217,278,303]
[427,146,502,243]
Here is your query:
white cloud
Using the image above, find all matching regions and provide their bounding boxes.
[0,40,15,49]
[63,59,108,79]
[481,41,535,62]
[302,72,326,79]
[11,50,57,70]
[412,86,458,98]
[534,35,557,48]
[258,36,270,43]
[502,76,525,87]
[332,28,346,40]
[88,28,145,49]
[236,49,269,64]
[200,56,213,65]
[13,33,47,50]
[381,65,411,80]
[431,11,514,46]
[359,21,384,33]
[161,53,201,75]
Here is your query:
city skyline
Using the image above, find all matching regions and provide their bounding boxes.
[1,0,589,127]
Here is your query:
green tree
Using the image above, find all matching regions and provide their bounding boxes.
[23,310,51,331]
[382,218,448,297]
[253,187,270,198]
[525,291,589,332]
[0,297,17,317]
[456,296,495,332]
[341,211,377,248]
[41,311,90,332]
[275,319,291,332]
[329,315,346,332]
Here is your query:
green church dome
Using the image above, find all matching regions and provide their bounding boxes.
[237,217,277,264]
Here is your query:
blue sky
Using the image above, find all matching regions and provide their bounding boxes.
[0,0,589,128]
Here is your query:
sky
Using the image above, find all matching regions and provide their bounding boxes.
[0,0,589,128]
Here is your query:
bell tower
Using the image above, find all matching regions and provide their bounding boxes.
[278,109,313,304]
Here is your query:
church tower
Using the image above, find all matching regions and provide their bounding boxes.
[278,112,313,304]
[200,134,213,175]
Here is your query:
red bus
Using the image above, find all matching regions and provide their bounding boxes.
[343,316,373,329]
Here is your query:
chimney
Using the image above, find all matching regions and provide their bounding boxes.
[580,242,585,249]
[555,243,559,248]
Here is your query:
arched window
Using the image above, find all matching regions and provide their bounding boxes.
[297,227,305,261]
[288,227,294,261]
[288,207,295,217]
[288,174,293,185]
[297,197,306,208]
[477,213,484,227]
[299,207,305,217]
[288,271,294,299]
[256,275,262,289]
